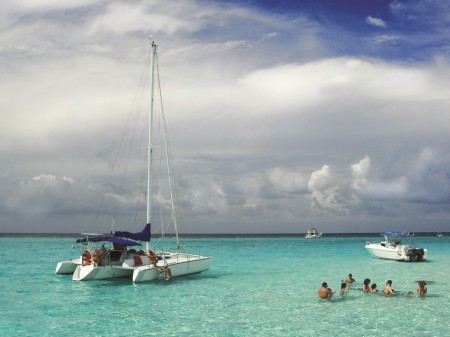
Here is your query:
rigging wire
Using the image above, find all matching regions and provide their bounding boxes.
[95,47,152,233]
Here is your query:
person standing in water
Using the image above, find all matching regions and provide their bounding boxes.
[383,280,395,295]
[345,274,355,284]
[361,279,371,292]
[369,283,379,293]
[318,282,334,299]
[340,282,349,295]
[417,281,427,295]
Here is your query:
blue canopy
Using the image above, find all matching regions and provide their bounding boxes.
[76,236,142,246]
[381,231,410,237]
[113,223,151,242]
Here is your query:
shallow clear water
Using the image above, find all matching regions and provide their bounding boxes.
[0,235,448,336]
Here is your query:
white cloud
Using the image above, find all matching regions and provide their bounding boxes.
[351,156,371,190]
[371,34,401,44]
[350,149,450,203]
[308,165,345,212]
[366,16,387,28]
[1,0,450,232]
[308,165,331,191]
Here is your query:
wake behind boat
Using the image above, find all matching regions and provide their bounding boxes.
[56,41,211,282]
[365,231,427,262]
[305,228,322,239]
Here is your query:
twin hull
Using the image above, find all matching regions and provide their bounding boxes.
[55,258,81,275]
[72,254,211,282]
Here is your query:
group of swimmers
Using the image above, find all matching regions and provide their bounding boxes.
[318,273,428,299]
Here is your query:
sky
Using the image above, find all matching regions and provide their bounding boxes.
[1,0,450,234]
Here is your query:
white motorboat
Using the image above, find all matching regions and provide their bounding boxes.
[365,232,427,262]
[56,42,211,282]
[305,228,322,239]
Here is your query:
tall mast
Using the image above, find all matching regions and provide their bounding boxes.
[147,42,157,227]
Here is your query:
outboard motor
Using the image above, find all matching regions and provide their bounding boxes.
[406,248,425,261]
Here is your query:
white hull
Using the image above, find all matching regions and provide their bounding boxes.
[73,265,134,281]
[133,254,212,282]
[305,233,322,239]
[55,258,81,274]
[72,255,151,281]
[71,253,211,281]
[365,243,427,262]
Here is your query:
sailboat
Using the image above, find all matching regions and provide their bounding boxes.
[56,42,211,282]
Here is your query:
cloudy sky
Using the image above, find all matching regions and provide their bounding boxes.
[1,0,449,234]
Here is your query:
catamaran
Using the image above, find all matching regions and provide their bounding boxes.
[56,42,211,281]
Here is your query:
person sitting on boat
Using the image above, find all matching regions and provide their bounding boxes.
[383,280,395,295]
[318,282,334,299]
[369,283,379,293]
[361,278,371,292]
[345,274,355,284]
[417,281,427,295]
[340,282,349,295]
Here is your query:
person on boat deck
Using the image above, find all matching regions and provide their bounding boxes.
[346,274,355,284]
[361,278,371,292]
[369,283,379,293]
[417,281,427,295]
[383,280,395,295]
[340,282,349,295]
[318,282,335,299]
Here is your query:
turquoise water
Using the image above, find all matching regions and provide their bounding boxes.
[0,235,449,337]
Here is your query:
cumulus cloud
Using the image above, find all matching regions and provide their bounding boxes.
[350,149,450,204]
[351,156,371,190]
[1,0,450,233]
[308,165,345,212]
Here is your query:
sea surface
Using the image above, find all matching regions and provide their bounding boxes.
[0,234,449,337]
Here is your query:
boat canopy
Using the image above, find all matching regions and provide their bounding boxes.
[76,236,142,246]
[113,223,151,242]
[381,231,410,237]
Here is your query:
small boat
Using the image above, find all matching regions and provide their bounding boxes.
[437,233,443,238]
[56,42,211,282]
[365,232,427,262]
[305,228,322,239]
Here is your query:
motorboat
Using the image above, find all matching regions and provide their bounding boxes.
[365,231,427,262]
[305,228,322,239]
